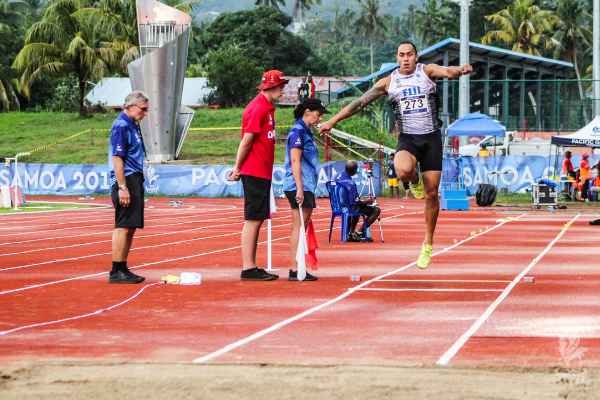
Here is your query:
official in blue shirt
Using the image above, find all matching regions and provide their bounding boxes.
[333,161,381,242]
[108,91,149,284]
[283,98,331,281]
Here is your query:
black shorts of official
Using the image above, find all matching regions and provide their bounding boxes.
[353,204,378,217]
[396,129,443,172]
[284,190,316,209]
[111,172,144,229]
[241,175,271,221]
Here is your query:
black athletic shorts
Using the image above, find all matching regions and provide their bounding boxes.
[353,204,378,216]
[112,172,144,229]
[284,190,316,209]
[396,129,443,172]
[241,175,271,220]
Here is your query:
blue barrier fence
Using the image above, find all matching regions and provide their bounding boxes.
[0,161,381,197]
[2,155,595,197]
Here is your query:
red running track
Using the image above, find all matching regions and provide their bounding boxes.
[1,197,599,368]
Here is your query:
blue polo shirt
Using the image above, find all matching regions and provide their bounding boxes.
[108,112,146,186]
[283,119,319,193]
[333,171,360,208]
[388,160,397,178]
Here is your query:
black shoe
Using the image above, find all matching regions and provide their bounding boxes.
[288,269,318,281]
[354,231,374,242]
[108,269,145,284]
[347,232,365,242]
[240,267,279,281]
[590,219,600,226]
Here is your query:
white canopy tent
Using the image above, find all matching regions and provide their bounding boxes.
[551,116,600,148]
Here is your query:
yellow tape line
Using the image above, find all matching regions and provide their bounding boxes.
[188,126,292,131]
[326,134,368,160]
[29,129,91,154]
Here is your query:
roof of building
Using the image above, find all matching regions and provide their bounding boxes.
[85,78,212,107]
[338,38,574,95]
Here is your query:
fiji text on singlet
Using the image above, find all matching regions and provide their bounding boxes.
[387,63,442,135]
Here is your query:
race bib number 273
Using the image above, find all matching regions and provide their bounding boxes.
[400,94,429,115]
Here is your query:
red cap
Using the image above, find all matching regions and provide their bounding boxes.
[583,153,589,159]
[257,70,289,90]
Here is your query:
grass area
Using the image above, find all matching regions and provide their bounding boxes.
[0,201,97,214]
[495,192,600,207]
[0,108,392,166]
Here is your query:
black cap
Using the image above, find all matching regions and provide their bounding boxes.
[302,98,331,114]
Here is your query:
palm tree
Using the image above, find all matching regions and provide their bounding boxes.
[74,0,139,75]
[414,0,452,47]
[13,0,116,115]
[482,0,560,56]
[355,0,390,74]
[292,0,322,18]
[0,0,31,111]
[553,0,592,101]
[254,0,286,10]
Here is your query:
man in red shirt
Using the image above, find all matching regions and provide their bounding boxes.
[229,70,288,281]
[561,151,574,201]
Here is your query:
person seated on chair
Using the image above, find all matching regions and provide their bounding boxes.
[333,160,381,242]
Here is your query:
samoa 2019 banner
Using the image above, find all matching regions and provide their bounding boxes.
[443,155,598,196]
[0,161,381,197]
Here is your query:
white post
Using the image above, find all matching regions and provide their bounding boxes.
[594,0,600,117]
[267,219,272,270]
[459,0,470,119]
[12,152,30,211]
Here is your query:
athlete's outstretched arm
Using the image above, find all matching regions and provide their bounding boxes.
[424,64,473,80]
[319,78,388,135]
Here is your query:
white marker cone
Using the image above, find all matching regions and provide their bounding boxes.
[296,208,307,281]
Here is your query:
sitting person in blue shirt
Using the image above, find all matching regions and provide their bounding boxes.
[333,160,381,242]
[283,98,331,281]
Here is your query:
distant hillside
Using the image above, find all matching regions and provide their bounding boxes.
[195,0,419,22]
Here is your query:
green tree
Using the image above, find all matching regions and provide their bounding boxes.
[482,0,559,56]
[73,0,139,76]
[205,49,263,108]
[204,7,328,75]
[468,0,512,42]
[13,0,116,115]
[254,0,285,9]
[414,0,456,47]
[292,0,322,18]
[553,0,592,101]
[355,0,390,74]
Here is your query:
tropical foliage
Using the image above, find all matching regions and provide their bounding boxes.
[482,0,560,56]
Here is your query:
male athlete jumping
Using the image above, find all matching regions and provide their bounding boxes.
[320,41,472,269]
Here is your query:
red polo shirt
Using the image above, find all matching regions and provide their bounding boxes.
[240,93,276,180]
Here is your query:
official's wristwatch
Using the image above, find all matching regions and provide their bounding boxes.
[119,184,127,191]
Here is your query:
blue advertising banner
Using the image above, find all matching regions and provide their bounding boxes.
[0,161,381,198]
[443,154,598,196]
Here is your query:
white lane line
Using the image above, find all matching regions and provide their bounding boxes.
[378,279,512,283]
[0,209,333,259]
[0,207,242,231]
[192,211,519,364]
[0,208,245,238]
[355,288,504,292]
[435,214,580,366]
[0,209,415,295]
[0,210,249,247]
[0,283,162,337]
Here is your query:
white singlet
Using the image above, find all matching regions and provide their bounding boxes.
[387,63,441,135]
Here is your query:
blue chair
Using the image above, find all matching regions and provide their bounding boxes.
[326,181,368,243]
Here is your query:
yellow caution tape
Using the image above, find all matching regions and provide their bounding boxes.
[325,134,368,160]
[29,129,91,154]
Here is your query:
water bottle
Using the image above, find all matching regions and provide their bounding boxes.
[366,226,371,239]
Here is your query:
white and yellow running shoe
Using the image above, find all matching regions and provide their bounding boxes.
[417,244,433,269]
[409,176,424,199]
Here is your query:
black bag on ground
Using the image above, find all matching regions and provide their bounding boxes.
[476,183,498,206]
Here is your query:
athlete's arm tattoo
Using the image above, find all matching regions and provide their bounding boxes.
[345,84,387,116]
